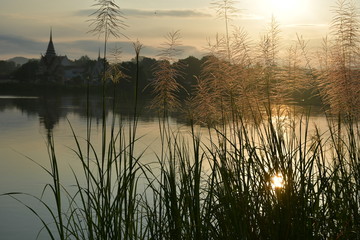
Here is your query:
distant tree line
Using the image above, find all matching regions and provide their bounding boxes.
[0,55,203,95]
[0,53,319,105]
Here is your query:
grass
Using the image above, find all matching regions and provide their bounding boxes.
[5,101,360,240]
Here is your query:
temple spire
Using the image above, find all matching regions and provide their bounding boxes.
[45,28,56,58]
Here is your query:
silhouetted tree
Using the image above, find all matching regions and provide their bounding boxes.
[13,60,39,82]
[175,56,201,95]
[0,60,17,78]
[139,57,157,93]
[74,55,94,66]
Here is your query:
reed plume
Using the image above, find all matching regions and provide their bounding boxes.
[150,30,184,115]
[318,0,360,117]
[211,0,240,62]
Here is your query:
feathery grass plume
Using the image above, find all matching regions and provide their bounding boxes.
[282,44,299,98]
[318,0,360,117]
[211,0,240,62]
[256,16,284,112]
[197,40,233,122]
[296,34,314,71]
[133,40,144,108]
[193,26,255,126]
[189,75,223,126]
[150,30,184,115]
[318,36,330,71]
[106,48,127,85]
[228,27,261,115]
[282,34,316,104]
[230,26,252,66]
[88,0,128,59]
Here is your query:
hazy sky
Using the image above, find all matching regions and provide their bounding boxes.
[0,0,337,61]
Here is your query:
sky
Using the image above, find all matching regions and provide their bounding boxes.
[0,0,338,61]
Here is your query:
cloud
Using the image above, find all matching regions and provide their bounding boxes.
[76,8,211,18]
[128,9,211,18]
[0,35,44,56]
[0,13,40,22]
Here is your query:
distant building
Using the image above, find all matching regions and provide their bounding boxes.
[37,29,104,84]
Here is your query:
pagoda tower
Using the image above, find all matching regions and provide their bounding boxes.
[38,28,62,82]
[45,28,56,58]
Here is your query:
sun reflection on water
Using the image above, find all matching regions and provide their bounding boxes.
[271,173,284,189]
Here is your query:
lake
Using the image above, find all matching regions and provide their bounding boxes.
[0,94,329,240]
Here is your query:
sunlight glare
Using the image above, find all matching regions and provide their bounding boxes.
[271,173,284,189]
[260,0,310,22]
[270,0,298,11]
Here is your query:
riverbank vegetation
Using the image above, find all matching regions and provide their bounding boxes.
[3,0,360,239]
